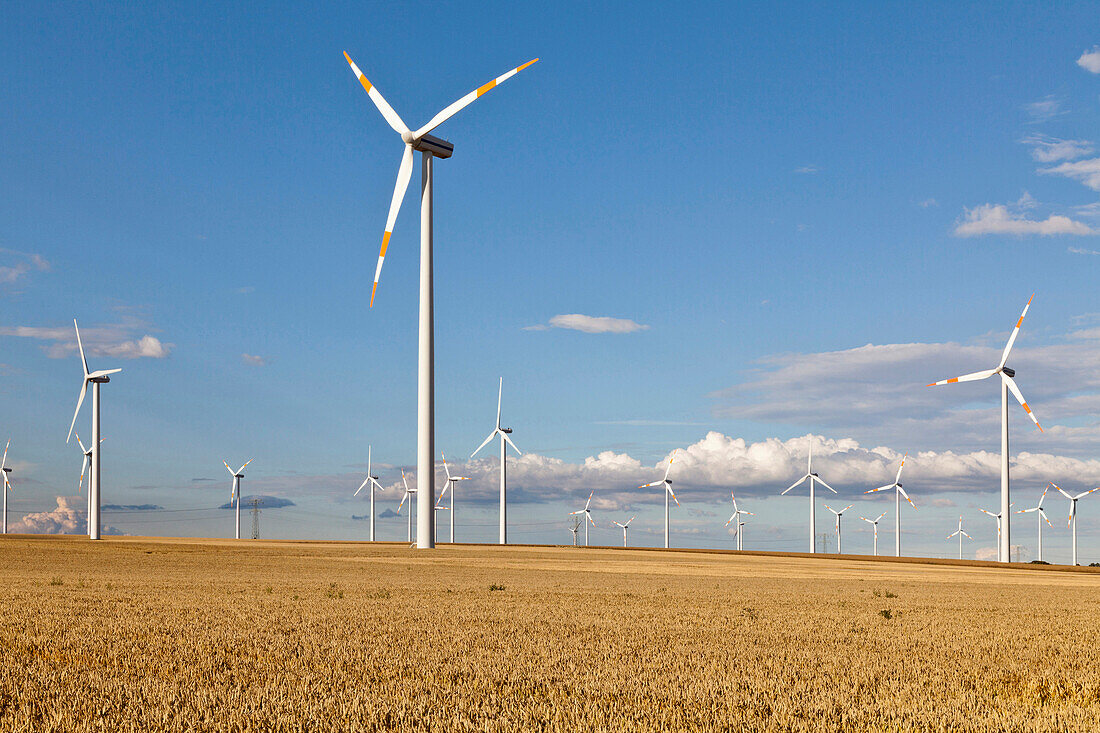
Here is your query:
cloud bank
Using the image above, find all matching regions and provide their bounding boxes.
[525,314,649,334]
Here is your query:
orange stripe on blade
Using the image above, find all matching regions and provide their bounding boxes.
[947,378,958,383]
[379,230,391,258]
[1016,317,1024,328]
[517,58,539,72]
[370,282,378,308]
[477,79,497,97]
[358,76,373,93]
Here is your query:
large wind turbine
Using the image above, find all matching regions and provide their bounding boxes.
[946,515,972,560]
[440,454,469,544]
[66,320,120,541]
[780,444,836,553]
[824,504,852,554]
[74,433,102,522]
[344,52,538,551]
[864,453,914,557]
[1,441,11,535]
[1015,485,1052,563]
[570,491,596,547]
[224,459,253,540]
[472,378,521,545]
[397,469,417,543]
[725,492,753,551]
[354,446,385,541]
[568,515,581,546]
[611,516,635,548]
[860,512,887,556]
[928,296,1043,563]
[1054,483,1099,566]
[640,454,679,549]
[980,506,1011,558]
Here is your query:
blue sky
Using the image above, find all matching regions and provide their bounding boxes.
[4,1,1100,559]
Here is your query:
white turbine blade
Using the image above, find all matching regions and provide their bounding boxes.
[730,491,738,513]
[1016,507,1036,514]
[584,491,594,510]
[501,431,522,455]
[998,294,1033,369]
[401,469,409,493]
[841,505,852,513]
[877,512,887,522]
[1039,508,1051,526]
[78,454,89,493]
[981,508,996,518]
[354,476,371,496]
[781,474,810,495]
[74,319,89,376]
[0,440,7,470]
[816,477,838,494]
[1075,487,1100,500]
[824,504,836,515]
[947,530,959,539]
[442,453,452,480]
[894,453,908,484]
[666,484,680,507]
[438,483,449,502]
[1054,483,1073,501]
[413,58,539,139]
[471,429,498,458]
[1038,484,1049,509]
[864,483,895,494]
[87,368,121,379]
[224,460,235,477]
[342,52,409,135]
[496,377,503,429]
[927,369,997,387]
[1001,374,1042,432]
[67,379,88,443]
[371,477,385,492]
[398,490,408,513]
[568,509,584,516]
[961,530,971,539]
[897,487,915,509]
[861,516,874,524]
[626,515,635,526]
[370,143,415,308]
[586,511,596,527]
[237,459,253,475]
[663,454,675,482]
[75,433,87,454]
[639,480,662,489]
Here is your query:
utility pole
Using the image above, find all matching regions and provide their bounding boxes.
[818,532,830,554]
[250,497,261,540]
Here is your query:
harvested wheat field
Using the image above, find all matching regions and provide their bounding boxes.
[2,537,1099,732]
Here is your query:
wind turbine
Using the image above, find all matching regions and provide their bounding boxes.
[440,453,469,544]
[1054,483,1099,566]
[73,433,103,522]
[397,469,417,543]
[344,52,538,550]
[1,441,11,535]
[353,446,385,541]
[864,453,914,557]
[568,515,581,546]
[472,378,521,545]
[980,506,1012,557]
[725,492,753,551]
[570,491,596,547]
[1015,485,1052,563]
[780,443,836,553]
[946,515,972,560]
[611,516,635,548]
[223,459,253,540]
[928,296,1043,562]
[66,319,121,541]
[640,454,679,549]
[824,504,853,554]
[860,512,887,556]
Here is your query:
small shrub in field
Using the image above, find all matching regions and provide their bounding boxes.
[49,577,63,586]
[879,609,893,620]
[489,584,505,592]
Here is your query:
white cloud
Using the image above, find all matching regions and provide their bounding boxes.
[1077,47,1100,74]
[525,314,649,334]
[1069,246,1100,256]
[953,204,1095,237]
[1040,157,1100,192]
[794,165,818,174]
[1025,96,1066,123]
[1021,134,1094,163]
[9,496,122,535]
[0,319,173,359]
[918,198,938,208]
[241,353,266,366]
[0,250,49,286]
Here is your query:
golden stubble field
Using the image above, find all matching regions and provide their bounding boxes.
[1,537,1098,732]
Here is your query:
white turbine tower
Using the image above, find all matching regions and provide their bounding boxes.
[860,512,887,556]
[344,52,538,551]
[1015,485,1052,563]
[928,296,1043,562]
[224,459,253,540]
[471,378,521,545]
[1054,483,1099,566]
[440,454,470,544]
[66,319,121,541]
[864,453,914,557]
[397,469,417,543]
[1,441,11,535]
[570,491,596,547]
[780,443,836,553]
[979,506,1011,557]
[824,504,853,554]
[640,454,679,549]
[946,515,972,560]
[611,516,635,548]
[354,446,385,541]
[725,492,753,551]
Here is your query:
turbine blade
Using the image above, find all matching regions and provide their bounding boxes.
[342,52,409,135]
[999,294,1033,369]
[67,379,88,443]
[237,459,253,474]
[87,369,121,379]
[816,477,838,494]
[961,530,971,539]
[496,377,502,429]
[1001,374,1042,432]
[639,481,661,488]
[413,58,539,139]
[75,434,87,453]
[501,431,522,455]
[442,453,452,480]
[1077,487,1100,500]
[895,453,907,484]
[224,460,235,477]
[471,429,497,458]
[663,454,675,482]
[584,491,594,510]
[927,369,997,387]
[877,512,887,522]
[371,144,415,307]
[667,484,679,507]
[782,474,810,495]
[897,486,915,508]
[78,454,89,493]
[354,476,370,496]
[1038,484,1048,508]
[0,440,7,470]
[74,319,89,376]
[865,483,894,494]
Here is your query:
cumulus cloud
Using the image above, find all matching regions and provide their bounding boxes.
[525,314,649,334]
[1077,47,1100,74]
[241,353,266,366]
[0,249,49,286]
[953,204,1095,237]
[1040,157,1100,192]
[218,495,295,510]
[9,496,123,535]
[0,318,173,359]
[1021,134,1094,163]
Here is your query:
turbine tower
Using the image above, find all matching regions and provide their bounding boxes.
[224,459,253,540]
[440,454,470,544]
[354,446,385,541]
[824,504,852,554]
[472,378,521,545]
[725,492,753,551]
[780,443,836,553]
[569,491,596,547]
[611,516,635,548]
[928,296,1043,562]
[860,512,887,556]
[640,454,679,548]
[397,469,417,543]
[66,320,121,541]
[1054,483,1098,566]
[1015,485,1052,563]
[864,453,914,557]
[1,441,11,535]
[946,515,971,560]
[343,52,538,551]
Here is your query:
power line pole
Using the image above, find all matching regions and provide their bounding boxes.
[818,532,830,554]
[250,497,261,540]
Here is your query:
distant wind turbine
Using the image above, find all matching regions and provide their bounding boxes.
[223,459,253,540]
[66,319,121,540]
[725,492,753,551]
[824,504,853,554]
[780,443,836,553]
[472,378,521,545]
[928,296,1043,562]
[570,491,596,547]
[1015,485,1052,563]
[1,441,11,535]
[1054,483,1099,566]
[440,454,470,544]
[353,446,385,541]
[864,453,914,557]
[946,515,972,560]
[568,515,581,546]
[980,505,1012,557]
[860,512,887,556]
[640,454,679,548]
[611,516,635,548]
[74,433,103,523]
[397,469,417,543]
